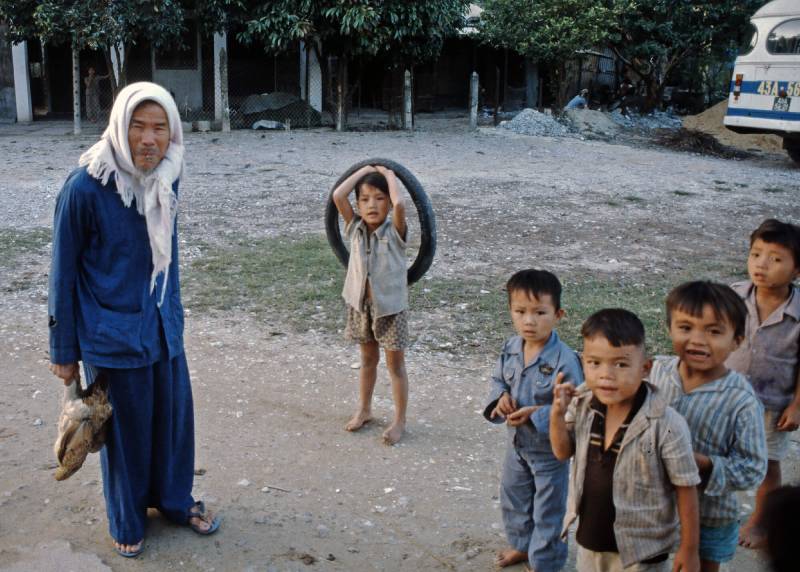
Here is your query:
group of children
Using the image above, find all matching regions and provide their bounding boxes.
[332,167,799,571]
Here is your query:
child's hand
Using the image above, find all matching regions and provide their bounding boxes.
[490,392,517,420]
[673,544,700,572]
[551,373,575,414]
[777,402,800,432]
[373,165,394,178]
[506,406,540,427]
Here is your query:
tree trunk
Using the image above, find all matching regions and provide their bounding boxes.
[102,49,118,96]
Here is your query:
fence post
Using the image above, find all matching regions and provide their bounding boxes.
[403,69,412,131]
[72,42,81,135]
[214,32,230,132]
[469,71,478,130]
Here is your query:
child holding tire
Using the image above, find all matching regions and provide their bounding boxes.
[332,165,409,445]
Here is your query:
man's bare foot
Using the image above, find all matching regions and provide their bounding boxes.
[113,539,143,557]
[495,547,527,568]
[382,421,405,445]
[738,520,766,549]
[345,411,373,432]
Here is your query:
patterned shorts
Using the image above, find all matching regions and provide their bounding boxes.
[344,300,408,351]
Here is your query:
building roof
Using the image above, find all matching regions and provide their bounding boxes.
[754,0,800,19]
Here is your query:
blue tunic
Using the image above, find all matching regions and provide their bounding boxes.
[48,166,196,544]
[48,167,185,368]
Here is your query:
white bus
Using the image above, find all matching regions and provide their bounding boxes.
[724,0,800,164]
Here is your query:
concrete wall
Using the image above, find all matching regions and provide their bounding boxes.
[0,24,17,122]
[152,30,203,112]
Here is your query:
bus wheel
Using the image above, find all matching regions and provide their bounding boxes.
[785,139,800,165]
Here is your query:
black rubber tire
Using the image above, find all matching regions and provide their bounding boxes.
[325,158,436,285]
[785,139,800,165]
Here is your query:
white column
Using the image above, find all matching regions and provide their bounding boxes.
[213,32,229,131]
[11,41,33,123]
[300,40,322,112]
[72,43,81,135]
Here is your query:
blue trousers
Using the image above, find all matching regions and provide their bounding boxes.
[86,353,196,544]
[501,444,569,572]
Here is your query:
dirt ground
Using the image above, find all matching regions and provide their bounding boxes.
[0,114,798,572]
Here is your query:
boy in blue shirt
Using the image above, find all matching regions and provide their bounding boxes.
[483,269,583,571]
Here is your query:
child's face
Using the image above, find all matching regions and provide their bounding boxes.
[668,304,740,373]
[508,290,563,347]
[748,239,799,291]
[582,335,650,409]
[357,184,390,229]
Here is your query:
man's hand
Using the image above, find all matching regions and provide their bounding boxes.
[507,406,541,428]
[490,392,517,420]
[551,373,575,416]
[777,402,800,432]
[49,362,79,385]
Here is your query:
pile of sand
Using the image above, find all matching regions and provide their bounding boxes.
[683,100,784,154]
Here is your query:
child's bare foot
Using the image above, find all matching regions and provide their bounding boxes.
[345,411,373,432]
[382,420,405,445]
[495,547,527,568]
[738,519,766,549]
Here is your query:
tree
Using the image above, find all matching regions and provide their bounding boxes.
[0,0,187,94]
[607,0,767,111]
[232,0,470,128]
[480,0,614,110]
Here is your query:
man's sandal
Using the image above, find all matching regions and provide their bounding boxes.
[113,540,144,558]
[188,500,221,535]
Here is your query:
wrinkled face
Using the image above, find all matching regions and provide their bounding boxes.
[748,239,799,291]
[357,184,391,229]
[582,336,650,409]
[669,305,740,374]
[508,290,563,348]
[128,101,170,171]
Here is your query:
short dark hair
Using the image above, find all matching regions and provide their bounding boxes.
[354,172,389,201]
[581,308,645,348]
[750,218,800,268]
[665,281,747,339]
[506,269,562,310]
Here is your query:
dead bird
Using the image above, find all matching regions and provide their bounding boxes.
[53,372,113,481]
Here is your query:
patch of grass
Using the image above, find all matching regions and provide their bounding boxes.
[183,235,345,330]
[623,195,645,203]
[0,228,51,268]
[762,186,786,193]
[182,235,746,356]
[673,190,696,197]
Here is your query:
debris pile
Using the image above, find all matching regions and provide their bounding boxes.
[610,109,683,131]
[683,100,783,153]
[498,108,572,137]
[564,109,622,139]
[653,128,754,159]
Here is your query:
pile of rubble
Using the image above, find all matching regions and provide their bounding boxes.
[609,109,682,131]
[498,108,572,137]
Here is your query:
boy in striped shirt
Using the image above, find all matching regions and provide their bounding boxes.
[551,309,701,572]
[650,281,767,572]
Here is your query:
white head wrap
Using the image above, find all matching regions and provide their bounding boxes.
[79,82,184,306]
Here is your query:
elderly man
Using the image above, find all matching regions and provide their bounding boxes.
[48,82,219,557]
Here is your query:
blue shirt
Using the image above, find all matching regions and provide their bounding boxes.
[484,331,584,453]
[48,167,185,369]
[564,95,587,110]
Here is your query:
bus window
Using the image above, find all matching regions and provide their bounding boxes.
[739,24,758,56]
[767,19,800,54]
